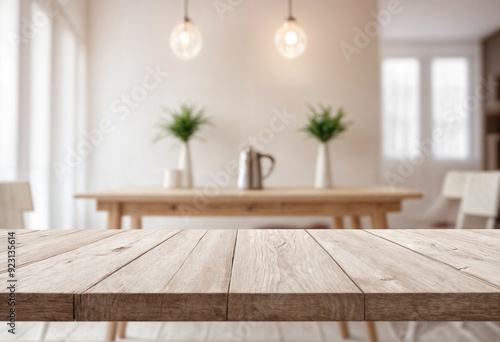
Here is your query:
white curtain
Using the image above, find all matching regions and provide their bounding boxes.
[0,0,88,230]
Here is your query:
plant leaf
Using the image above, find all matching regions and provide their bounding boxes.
[154,103,212,143]
[301,104,351,142]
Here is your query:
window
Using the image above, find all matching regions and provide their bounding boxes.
[381,58,420,159]
[431,57,469,159]
[381,55,472,161]
[1,0,87,229]
[29,0,52,229]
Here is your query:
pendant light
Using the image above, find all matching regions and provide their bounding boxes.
[170,0,203,60]
[275,0,307,59]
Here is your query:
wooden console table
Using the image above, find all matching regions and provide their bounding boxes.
[75,186,422,230]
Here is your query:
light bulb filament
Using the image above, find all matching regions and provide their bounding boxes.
[180,31,190,46]
[285,31,298,45]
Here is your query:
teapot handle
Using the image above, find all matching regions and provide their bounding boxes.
[259,154,276,180]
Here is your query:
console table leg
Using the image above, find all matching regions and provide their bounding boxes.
[117,322,127,338]
[105,322,117,341]
[365,321,378,342]
[130,215,142,229]
[333,217,345,229]
[371,212,389,229]
[351,216,362,229]
[106,203,122,230]
[105,204,121,341]
[338,321,349,338]
[332,216,348,338]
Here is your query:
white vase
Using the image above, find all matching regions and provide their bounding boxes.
[315,142,332,188]
[178,141,193,188]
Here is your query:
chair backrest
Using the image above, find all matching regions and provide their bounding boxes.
[0,182,33,230]
[456,172,500,229]
[442,171,469,199]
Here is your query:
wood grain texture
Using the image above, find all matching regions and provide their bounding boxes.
[368,229,500,287]
[308,229,500,321]
[0,230,69,253]
[0,181,33,229]
[0,230,121,273]
[76,186,422,203]
[79,230,237,321]
[228,229,363,321]
[2,230,499,323]
[117,201,401,217]
[0,230,178,321]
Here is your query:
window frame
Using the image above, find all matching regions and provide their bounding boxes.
[380,42,481,164]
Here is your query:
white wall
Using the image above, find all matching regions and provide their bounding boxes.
[86,0,381,229]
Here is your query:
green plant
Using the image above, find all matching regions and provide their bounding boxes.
[301,104,349,142]
[154,104,211,143]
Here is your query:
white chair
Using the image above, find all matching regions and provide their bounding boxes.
[456,171,500,230]
[417,171,469,227]
[405,171,500,342]
[441,171,469,200]
[0,181,49,340]
[0,181,33,229]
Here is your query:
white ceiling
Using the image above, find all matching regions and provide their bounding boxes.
[379,0,500,41]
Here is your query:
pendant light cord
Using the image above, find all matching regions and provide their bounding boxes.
[288,0,294,20]
[184,0,189,21]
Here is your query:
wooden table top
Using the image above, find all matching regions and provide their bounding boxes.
[75,186,422,203]
[1,229,498,322]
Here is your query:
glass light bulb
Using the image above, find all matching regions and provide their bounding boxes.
[170,19,203,60]
[275,19,307,59]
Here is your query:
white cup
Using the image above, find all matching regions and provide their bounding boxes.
[164,169,182,189]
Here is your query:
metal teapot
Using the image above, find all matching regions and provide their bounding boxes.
[237,146,275,189]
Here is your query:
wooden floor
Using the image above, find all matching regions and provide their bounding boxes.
[1,321,499,341]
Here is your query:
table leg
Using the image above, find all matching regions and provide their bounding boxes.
[116,216,140,339]
[130,215,142,229]
[333,217,345,229]
[105,203,121,341]
[367,214,384,341]
[365,321,378,342]
[107,203,122,230]
[371,212,389,229]
[338,321,349,338]
[351,216,362,229]
[117,322,127,338]
[105,322,117,341]
[332,216,349,338]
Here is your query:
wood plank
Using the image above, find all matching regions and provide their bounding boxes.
[0,230,65,253]
[0,230,121,273]
[469,229,500,240]
[0,230,178,321]
[228,229,363,321]
[368,229,500,287]
[308,229,500,321]
[78,230,235,321]
[76,186,422,203]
